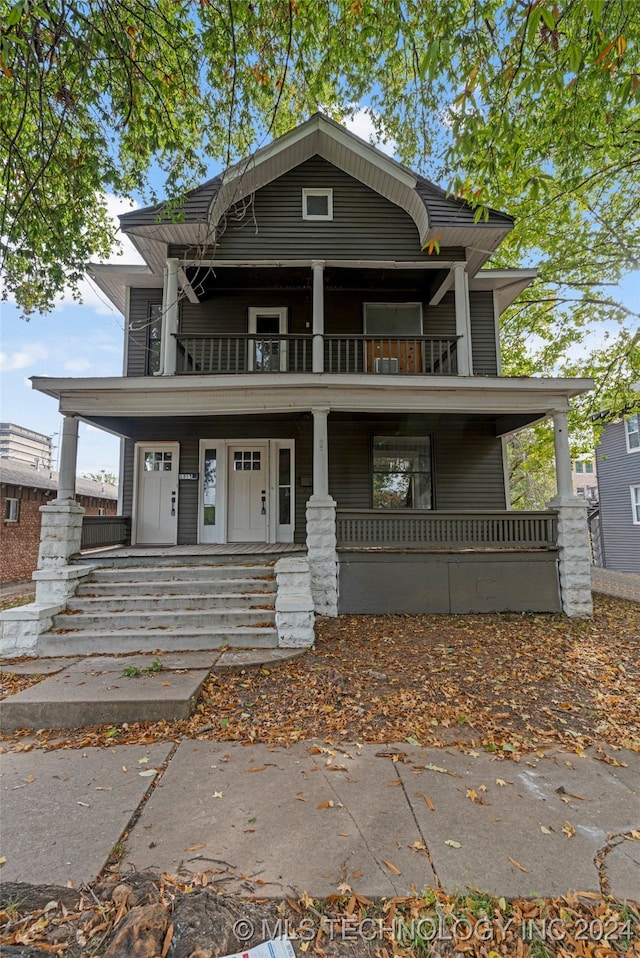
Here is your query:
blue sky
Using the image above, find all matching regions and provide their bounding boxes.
[1,111,639,476]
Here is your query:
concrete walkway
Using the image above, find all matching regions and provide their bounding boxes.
[1,740,638,902]
[592,567,640,603]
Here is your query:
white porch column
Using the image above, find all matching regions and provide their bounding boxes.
[56,415,79,501]
[552,410,573,498]
[312,406,329,496]
[548,410,593,618]
[453,263,472,375]
[306,406,338,616]
[162,257,180,376]
[312,259,325,373]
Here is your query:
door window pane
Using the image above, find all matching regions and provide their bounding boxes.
[278,448,291,525]
[144,451,172,472]
[373,437,432,509]
[203,449,216,525]
[234,450,261,471]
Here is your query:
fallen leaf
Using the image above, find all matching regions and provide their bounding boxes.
[213,791,224,799]
[496,779,507,786]
[77,801,90,808]
[317,800,334,809]
[247,766,265,773]
[540,826,552,835]
[508,856,528,872]
[562,821,576,838]
[139,769,157,777]
[382,860,401,875]
[352,869,363,878]
[185,844,206,851]
[445,840,462,848]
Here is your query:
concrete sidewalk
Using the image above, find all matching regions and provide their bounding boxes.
[1,739,638,902]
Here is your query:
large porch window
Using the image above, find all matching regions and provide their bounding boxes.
[372,436,433,509]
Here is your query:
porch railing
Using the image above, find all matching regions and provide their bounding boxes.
[81,515,131,550]
[176,334,313,374]
[175,334,459,375]
[336,510,558,549]
[325,336,458,375]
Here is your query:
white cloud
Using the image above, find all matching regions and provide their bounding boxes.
[64,357,92,372]
[0,343,48,372]
[343,108,397,157]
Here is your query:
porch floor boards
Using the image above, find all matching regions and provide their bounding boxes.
[79,542,307,559]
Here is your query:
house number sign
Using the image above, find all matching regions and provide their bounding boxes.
[179,472,199,480]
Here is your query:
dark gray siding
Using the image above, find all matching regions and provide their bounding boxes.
[121,439,136,517]
[181,290,312,337]
[179,286,458,340]
[121,416,312,545]
[328,414,506,511]
[127,287,163,377]
[596,420,640,572]
[121,413,506,544]
[469,291,498,375]
[213,156,428,261]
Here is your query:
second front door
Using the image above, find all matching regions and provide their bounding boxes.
[227,444,268,542]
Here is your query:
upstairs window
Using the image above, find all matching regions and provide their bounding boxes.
[632,486,640,524]
[625,414,640,452]
[574,461,583,473]
[302,188,333,221]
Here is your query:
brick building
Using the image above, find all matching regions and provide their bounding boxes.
[1,460,117,585]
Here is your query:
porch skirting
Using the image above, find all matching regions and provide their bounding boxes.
[337,549,561,614]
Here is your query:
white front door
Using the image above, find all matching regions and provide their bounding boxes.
[135,444,179,545]
[227,444,268,542]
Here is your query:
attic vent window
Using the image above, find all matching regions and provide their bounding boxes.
[302,188,333,221]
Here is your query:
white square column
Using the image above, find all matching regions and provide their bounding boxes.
[453,263,473,376]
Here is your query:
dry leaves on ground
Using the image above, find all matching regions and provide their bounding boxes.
[1,594,639,755]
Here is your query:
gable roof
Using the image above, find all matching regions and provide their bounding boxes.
[94,113,514,312]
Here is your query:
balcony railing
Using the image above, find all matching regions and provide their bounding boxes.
[80,515,131,550]
[175,335,458,375]
[336,510,558,549]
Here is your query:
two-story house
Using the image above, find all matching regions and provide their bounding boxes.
[592,412,640,572]
[1,115,594,658]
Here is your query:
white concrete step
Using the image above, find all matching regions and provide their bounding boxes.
[75,577,276,597]
[66,593,275,612]
[37,626,279,657]
[52,607,276,631]
[88,564,275,583]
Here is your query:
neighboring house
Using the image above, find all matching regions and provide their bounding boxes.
[1,459,117,584]
[29,114,593,620]
[0,423,53,471]
[592,413,640,573]
[572,456,598,505]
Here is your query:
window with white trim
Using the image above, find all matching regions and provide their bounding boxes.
[302,188,333,221]
[4,498,19,522]
[625,414,640,452]
[632,485,640,524]
[372,436,433,509]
